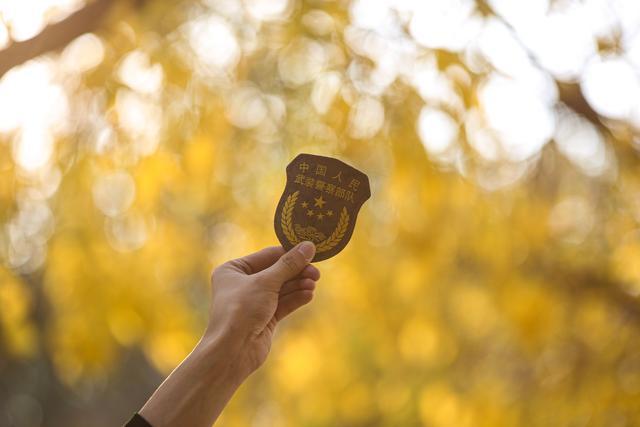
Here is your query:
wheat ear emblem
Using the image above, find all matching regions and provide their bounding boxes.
[281,190,300,246]
[281,190,350,252]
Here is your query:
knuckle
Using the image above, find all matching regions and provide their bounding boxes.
[228,258,252,274]
[281,252,301,273]
[211,264,226,283]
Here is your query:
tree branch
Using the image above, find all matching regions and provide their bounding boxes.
[0,0,115,78]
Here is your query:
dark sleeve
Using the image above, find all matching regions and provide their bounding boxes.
[124,413,153,427]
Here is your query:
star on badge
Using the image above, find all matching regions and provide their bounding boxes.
[314,195,326,208]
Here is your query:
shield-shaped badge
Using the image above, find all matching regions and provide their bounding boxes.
[274,153,371,262]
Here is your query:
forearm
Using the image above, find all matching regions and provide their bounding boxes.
[139,332,249,427]
[135,243,317,426]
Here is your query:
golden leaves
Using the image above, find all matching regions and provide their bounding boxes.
[281,190,300,246]
[2,0,640,424]
[0,268,36,357]
[315,207,349,252]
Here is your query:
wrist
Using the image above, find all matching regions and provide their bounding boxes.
[139,328,249,427]
[197,326,252,383]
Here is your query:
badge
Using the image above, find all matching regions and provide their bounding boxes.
[274,153,371,262]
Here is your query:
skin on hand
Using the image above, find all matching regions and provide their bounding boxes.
[204,240,320,376]
[139,241,319,427]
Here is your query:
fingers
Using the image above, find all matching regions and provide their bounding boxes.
[228,246,285,274]
[280,264,320,295]
[257,241,316,288]
[281,277,316,296]
[281,264,320,285]
[300,264,321,281]
[274,289,314,322]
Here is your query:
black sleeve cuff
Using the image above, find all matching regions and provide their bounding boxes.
[124,413,153,427]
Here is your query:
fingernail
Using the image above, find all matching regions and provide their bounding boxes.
[297,241,315,261]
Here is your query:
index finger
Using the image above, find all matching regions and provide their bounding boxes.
[233,245,285,274]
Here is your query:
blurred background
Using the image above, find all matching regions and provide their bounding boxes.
[1,0,640,426]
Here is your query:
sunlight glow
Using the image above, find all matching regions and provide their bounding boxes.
[115,89,162,155]
[489,0,598,80]
[488,0,549,27]
[225,86,268,129]
[302,10,335,37]
[626,31,640,71]
[549,196,594,245]
[554,107,608,176]
[60,33,104,74]
[6,197,54,271]
[524,8,597,80]
[417,107,458,155]
[348,96,385,139]
[479,74,555,161]
[311,72,342,115]
[244,0,291,22]
[278,38,327,87]
[465,108,500,161]
[344,26,415,96]
[581,57,640,120]
[610,0,640,36]
[350,0,398,36]
[13,126,54,172]
[0,0,46,41]
[0,60,68,172]
[92,171,136,217]
[0,0,84,42]
[185,14,240,73]
[105,213,148,252]
[3,0,640,423]
[409,0,481,52]
[477,18,531,78]
[117,50,164,95]
[0,61,67,134]
[409,58,462,114]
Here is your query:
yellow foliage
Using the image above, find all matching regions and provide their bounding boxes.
[1,0,640,425]
[273,334,321,393]
[0,268,36,357]
[419,383,474,427]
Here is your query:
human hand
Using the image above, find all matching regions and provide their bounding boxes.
[204,241,319,378]
[137,241,319,427]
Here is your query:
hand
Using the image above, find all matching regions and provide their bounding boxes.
[138,241,319,427]
[204,241,319,377]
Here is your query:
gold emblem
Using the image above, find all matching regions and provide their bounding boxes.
[274,154,370,262]
[280,190,350,253]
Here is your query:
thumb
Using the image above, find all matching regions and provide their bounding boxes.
[257,241,316,287]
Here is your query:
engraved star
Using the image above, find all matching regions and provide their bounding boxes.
[301,201,308,208]
[317,213,324,220]
[314,195,326,208]
[326,210,333,216]
[306,209,315,216]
